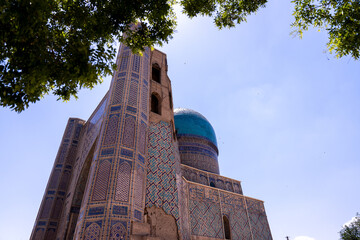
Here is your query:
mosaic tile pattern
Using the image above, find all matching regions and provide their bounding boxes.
[84,222,101,240]
[73,44,150,240]
[92,159,111,201]
[246,199,272,240]
[132,55,141,72]
[146,121,179,221]
[221,192,252,240]
[112,78,125,105]
[110,221,127,240]
[115,161,131,202]
[128,79,138,107]
[189,185,223,238]
[103,114,120,146]
[134,165,145,207]
[122,114,136,148]
[119,51,130,71]
[138,121,147,155]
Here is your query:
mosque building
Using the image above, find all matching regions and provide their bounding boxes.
[31,43,272,240]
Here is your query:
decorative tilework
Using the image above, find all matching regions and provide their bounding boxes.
[119,51,130,71]
[64,120,74,139]
[103,114,120,146]
[115,161,131,202]
[126,106,137,113]
[127,79,138,107]
[101,148,114,156]
[221,192,252,240]
[132,55,141,72]
[134,165,144,207]
[113,206,128,215]
[141,85,148,113]
[188,185,223,238]
[138,121,147,155]
[122,114,136,148]
[92,159,111,201]
[84,222,101,240]
[246,199,272,240]
[137,154,144,164]
[110,222,127,240]
[57,145,68,164]
[134,210,142,220]
[111,106,121,112]
[112,78,125,105]
[120,148,133,158]
[89,207,105,216]
[131,72,139,79]
[146,121,179,221]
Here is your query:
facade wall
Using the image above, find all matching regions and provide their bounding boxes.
[182,165,243,195]
[56,94,108,239]
[31,44,272,240]
[72,44,151,240]
[187,181,272,240]
[31,118,85,240]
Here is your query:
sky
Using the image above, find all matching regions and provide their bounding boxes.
[0,1,359,240]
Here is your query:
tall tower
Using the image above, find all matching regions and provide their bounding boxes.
[31,44,272,240]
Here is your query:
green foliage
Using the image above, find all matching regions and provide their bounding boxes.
[340,214,360,240]
[1,0,266,112]
[292,0,360,59]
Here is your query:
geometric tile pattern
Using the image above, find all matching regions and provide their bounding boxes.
[134,165,145,208]
[119,51,129,72]
[189,185,223,238]
[246,199,272,240]
[138,121,147,155]
[128,79,138,107]
[220,192,252,240]
[112,78,125,105]
[92,159,111,201]
[115,161,131,202]
[122,114,136,148]
[132,55,140,73]
[110,222,127,240]
[103,114,120,146]
[146,121,179,221]
[84,222,101,240]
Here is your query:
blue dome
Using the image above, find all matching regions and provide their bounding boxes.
[174,108,217,147]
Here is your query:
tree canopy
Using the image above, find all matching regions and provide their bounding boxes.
[340,214,360,240]
[1,0,359,112]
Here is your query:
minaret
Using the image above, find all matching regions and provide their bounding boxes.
[71,44,151,239]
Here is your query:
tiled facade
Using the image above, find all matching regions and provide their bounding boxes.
[31,43,272,240]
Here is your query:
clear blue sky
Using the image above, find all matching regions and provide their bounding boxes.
[0,1,359,240]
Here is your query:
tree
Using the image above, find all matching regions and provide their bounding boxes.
[1,0,359,112]
[0,0,267,112]
[292,0,360,60]
[340,213,360,240]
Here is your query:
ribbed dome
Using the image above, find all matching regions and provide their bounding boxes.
[174,108,217,147]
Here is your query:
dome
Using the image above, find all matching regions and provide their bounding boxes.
[174,108,218,147]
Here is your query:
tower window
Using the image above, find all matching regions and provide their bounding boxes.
[223,215,231,239]
[151,94,161,115]
[210,182,216,188]
[152,64,161,83]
